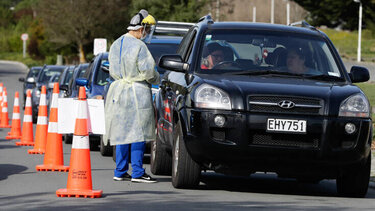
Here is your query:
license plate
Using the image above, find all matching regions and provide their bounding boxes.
[267,118,306,133]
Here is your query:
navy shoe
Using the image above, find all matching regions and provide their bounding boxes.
[113,173,132,181]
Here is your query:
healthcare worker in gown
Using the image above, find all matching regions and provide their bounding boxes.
[105,9,159,183]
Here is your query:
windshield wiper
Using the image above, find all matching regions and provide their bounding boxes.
[304,74,345,81]
[230,70,301,77]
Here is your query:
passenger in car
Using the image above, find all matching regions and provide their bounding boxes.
[201,42,226,69]
[286,47,319,75]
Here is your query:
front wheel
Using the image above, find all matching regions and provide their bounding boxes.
[64,134,72,144]
[336,154,371,198]
[171,121,200,188]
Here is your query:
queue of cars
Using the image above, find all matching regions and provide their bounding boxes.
[19,18,372,197]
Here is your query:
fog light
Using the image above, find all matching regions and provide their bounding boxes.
[214,115,226,127]
[345,123,356,134]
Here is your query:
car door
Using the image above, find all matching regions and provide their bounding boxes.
[161,28,198,146]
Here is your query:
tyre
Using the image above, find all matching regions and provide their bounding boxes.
[150,134,172,175]
[32,111,37,124]
[100,136,113,156]
[171,121,200,188]
[64,134,72,144]
[336,154,371,198]
[89,136,100,151]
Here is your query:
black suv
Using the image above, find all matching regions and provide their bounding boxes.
[151,16,372,197]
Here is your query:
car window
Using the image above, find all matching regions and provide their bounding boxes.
[177,27,197,60]
[198,30,342,79]
[38,67,64,83]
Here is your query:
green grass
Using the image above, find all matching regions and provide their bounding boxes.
[320,28,375,62]
[356,82,375,107]
[355,82,375,121]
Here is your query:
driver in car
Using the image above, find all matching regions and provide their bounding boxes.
[201,42,225,69]
[286,47,320,75]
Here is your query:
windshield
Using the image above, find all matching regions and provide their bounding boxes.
[38,67,64,83]
[27,68,41,78]
[198,30,342,79]
[148,43,179,74]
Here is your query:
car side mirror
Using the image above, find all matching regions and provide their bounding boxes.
[349,66,370,83]
[19,77,25,82]
[159,55,189,73]
[101,61,110,73]
[76,78,89,86]
[60,84,69,91]
[101,66,109,73]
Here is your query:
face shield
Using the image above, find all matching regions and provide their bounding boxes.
[141,24,156,43]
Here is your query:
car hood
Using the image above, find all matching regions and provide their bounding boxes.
[197,74,362,113]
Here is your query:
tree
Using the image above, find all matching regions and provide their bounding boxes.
[130,0,207,22]
[293,0,375,30]
[37,0,129,63]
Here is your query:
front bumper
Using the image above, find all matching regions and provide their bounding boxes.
[184,109,372,177]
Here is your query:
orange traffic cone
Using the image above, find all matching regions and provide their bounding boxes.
[28,86,48,154]
[36,83,69,172]
[56,87,102,198]
[0,88,12,128]
[16,90,34,146]
[6,92,22,139]
[0,83,3,122]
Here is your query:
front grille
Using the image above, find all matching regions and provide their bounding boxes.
[249,95,323,115]
[250,132,319,148]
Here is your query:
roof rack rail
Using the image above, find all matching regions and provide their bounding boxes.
[155,21,195,35]
[198,15,214,24]
[289,20,317,30]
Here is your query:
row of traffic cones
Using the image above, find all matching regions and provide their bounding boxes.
[2,82,102,198]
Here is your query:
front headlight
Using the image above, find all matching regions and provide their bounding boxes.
[194,84,231,110]
[339,93,370,118]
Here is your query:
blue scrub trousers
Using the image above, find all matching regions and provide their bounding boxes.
[114,142,146,178]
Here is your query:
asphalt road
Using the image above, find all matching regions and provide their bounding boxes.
[1,61,375,210]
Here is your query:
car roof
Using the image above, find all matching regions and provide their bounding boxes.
[30,66,43,70]
[199,22,323,37]
[149,35,183,44]
[43,65,66,69]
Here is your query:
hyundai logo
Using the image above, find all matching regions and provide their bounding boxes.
[278,100,295,109]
